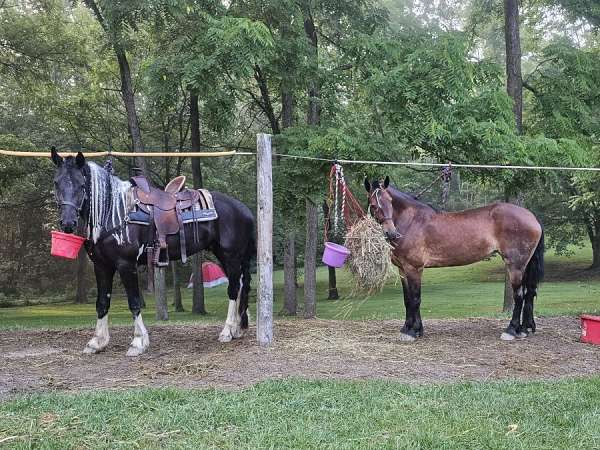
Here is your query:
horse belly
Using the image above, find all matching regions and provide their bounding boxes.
[423,228,496,268]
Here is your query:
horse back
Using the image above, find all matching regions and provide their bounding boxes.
[398,202,541,268]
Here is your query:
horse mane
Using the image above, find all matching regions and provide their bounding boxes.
[379,182,439,212]
[85,162,133,244]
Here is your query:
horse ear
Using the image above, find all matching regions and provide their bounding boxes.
[384,176,390,189]
[364,177,371,192]
[75,152,86,169]
[50,146,63,166]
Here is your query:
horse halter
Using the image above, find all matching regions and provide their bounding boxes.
[370,188,393,223]
[54,178,88,215]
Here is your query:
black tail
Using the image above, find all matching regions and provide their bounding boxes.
[523,228,544,294]
[239,232,256,329]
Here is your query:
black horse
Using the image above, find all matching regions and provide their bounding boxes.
[51,149,255,356]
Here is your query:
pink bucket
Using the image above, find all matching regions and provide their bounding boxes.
[322,242,350,268]
[51,231,86,259]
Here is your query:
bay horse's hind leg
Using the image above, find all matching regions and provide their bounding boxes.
[522,289,536,334]
[500,266,528,341]
[84,263,115,354]
[118,263,149,357]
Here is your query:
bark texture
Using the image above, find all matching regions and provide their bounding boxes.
[304,199,318,318]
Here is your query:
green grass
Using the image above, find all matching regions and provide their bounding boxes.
[1,246,600,330]
[1,378,600,449]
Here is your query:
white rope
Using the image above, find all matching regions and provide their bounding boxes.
[338,164,346,231]
[6,145,599,172]
[334,165,339,233]
[271,153,600,172]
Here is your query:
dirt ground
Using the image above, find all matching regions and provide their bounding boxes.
[1,316,599,398]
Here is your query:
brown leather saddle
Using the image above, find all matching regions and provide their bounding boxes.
[130,175,213,267]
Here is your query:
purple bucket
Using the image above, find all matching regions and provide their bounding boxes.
[322,242,351,268]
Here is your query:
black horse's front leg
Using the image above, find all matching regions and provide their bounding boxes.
[83,263,115,354]
[400,268,424,342]
[118,263,150,357]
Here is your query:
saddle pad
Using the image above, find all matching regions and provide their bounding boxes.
[128,208,218,226]
[198,189,215,210]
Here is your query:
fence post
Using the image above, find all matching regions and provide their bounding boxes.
[256,133,273,346]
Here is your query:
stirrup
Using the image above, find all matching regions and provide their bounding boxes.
[153,244,169,267]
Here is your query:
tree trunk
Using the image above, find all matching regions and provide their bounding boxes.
[74,246,88,304]
[189,92,206,314]
[146,264,154,293]
[592,239,600,269]
[154,267,168,321]
[304,12,320,126]
[113,52,145,174]
[304,199,318,318]
[254,65,280,134]
[588,223,600,269]
[282,231,297,315]
[282,85,294,129]
[191,253,207,314]
[504,0,523,134]
[190,92,204,189]
[281,21,294,129]
[172,261,184,312]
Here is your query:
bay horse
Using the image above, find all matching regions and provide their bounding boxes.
[365,176,544,342]
[51,149,255,356]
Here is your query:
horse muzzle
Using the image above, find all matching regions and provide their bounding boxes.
[384,230,401,241]
[60,220,77,234]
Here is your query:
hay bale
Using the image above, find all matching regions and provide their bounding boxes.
[344,216,397,294]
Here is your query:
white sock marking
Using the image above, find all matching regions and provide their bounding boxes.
[219,276,245,342]
[127,313,149,357]
[219,299,238,342]
[83,315,110,354]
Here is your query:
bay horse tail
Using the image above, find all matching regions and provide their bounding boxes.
[239,231,256,329]
[523,227,544,294]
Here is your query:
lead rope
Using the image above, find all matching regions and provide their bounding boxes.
[441,163,452,209]
[414,163,452,209]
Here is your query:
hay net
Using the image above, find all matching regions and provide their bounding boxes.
[324,164,396,294]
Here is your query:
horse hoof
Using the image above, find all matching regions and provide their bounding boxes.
[126,345,147,357]
[83,345,100,354]
[230,326,243,339]
[500,332,516,341]
[399,333,416,342]
[219,331,233,343]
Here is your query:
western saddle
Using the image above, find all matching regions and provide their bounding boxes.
[129,175,216,267]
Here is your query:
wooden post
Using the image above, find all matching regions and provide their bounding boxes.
[256,133,273,346]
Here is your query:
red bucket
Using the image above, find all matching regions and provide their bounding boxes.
[50,231,86,259]
[581,315,600,345]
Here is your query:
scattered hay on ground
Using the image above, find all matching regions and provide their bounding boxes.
[1,317,599,398]
[344,216,396,294]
